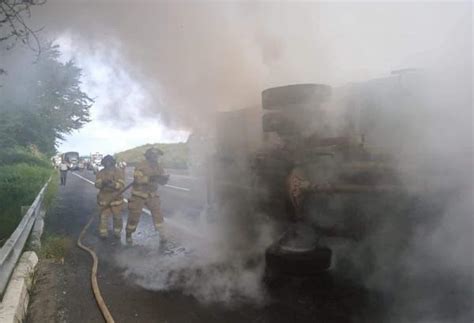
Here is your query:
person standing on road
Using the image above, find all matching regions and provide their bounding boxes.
[126,147,169,244]
[95,155,125,239]
[59,160,68,185]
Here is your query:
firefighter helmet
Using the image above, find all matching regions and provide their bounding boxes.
[101,155,116,166]
[144,147,164,158]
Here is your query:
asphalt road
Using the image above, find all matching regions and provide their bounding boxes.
[27,168,385,323]
[74,168,207,240]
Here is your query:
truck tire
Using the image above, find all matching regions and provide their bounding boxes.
[265,243,332,276]
[262,84,331,110]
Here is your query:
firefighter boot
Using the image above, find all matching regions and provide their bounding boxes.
[156,224,167,242]
[126,231,133,245]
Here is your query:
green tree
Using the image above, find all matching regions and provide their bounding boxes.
[0,44,92,155]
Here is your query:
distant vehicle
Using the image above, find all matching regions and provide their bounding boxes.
[63,151,80,170]
[90,152,103,166]
[80,156,91,170]
[52,155,62,168]
[93,163,104,175]
[77,160,85,170]
[83,156,94,170]
[90,152,104,174]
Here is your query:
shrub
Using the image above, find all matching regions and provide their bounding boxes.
[0,163,52,244]
[0,146,51,168]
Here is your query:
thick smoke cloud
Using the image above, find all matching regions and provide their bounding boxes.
[317,14,473,322]
[32,1,469,129]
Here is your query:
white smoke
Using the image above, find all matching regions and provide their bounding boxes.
[31,1,469,128]
[114,210,277,305]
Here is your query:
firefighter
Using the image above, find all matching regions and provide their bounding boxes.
[126,147,169,244]
[95,155,125,239]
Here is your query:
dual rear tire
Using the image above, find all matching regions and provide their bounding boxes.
[265,242,332,277]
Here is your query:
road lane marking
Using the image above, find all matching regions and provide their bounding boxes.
[72,171,204,240]
[75,171,190,192]
[164,184,190,192]
[72,172,95,185]
[165,173,197,180]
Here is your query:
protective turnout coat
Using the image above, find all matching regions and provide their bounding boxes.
[131,161,165,198]
[95,167,125,206]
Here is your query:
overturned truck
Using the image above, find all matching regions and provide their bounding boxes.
[211,83,401,282]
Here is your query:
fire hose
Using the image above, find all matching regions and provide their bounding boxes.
[77,181,134,323]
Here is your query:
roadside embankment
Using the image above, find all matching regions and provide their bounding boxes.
[0,147,55,245]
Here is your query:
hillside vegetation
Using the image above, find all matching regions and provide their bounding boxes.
[115,142,189,169]
[0,147,53,245]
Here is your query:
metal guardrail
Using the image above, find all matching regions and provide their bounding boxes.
[0,178,51,299]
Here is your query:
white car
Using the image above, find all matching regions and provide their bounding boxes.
[92,163,104,174]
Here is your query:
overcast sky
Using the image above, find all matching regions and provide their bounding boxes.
[55,35,189,155]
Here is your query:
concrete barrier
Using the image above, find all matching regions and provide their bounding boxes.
[0,252,38,323]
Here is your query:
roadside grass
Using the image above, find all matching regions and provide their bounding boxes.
[0,147,54,245]
[39,172,71,263]
[39,234,72,262]
[44,171,59,209]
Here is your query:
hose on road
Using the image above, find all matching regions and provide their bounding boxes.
[77,215,115,323]
[76,182,134,323]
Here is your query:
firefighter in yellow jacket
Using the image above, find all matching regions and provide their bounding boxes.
[95,155,125,239]
[126,147,169,244]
